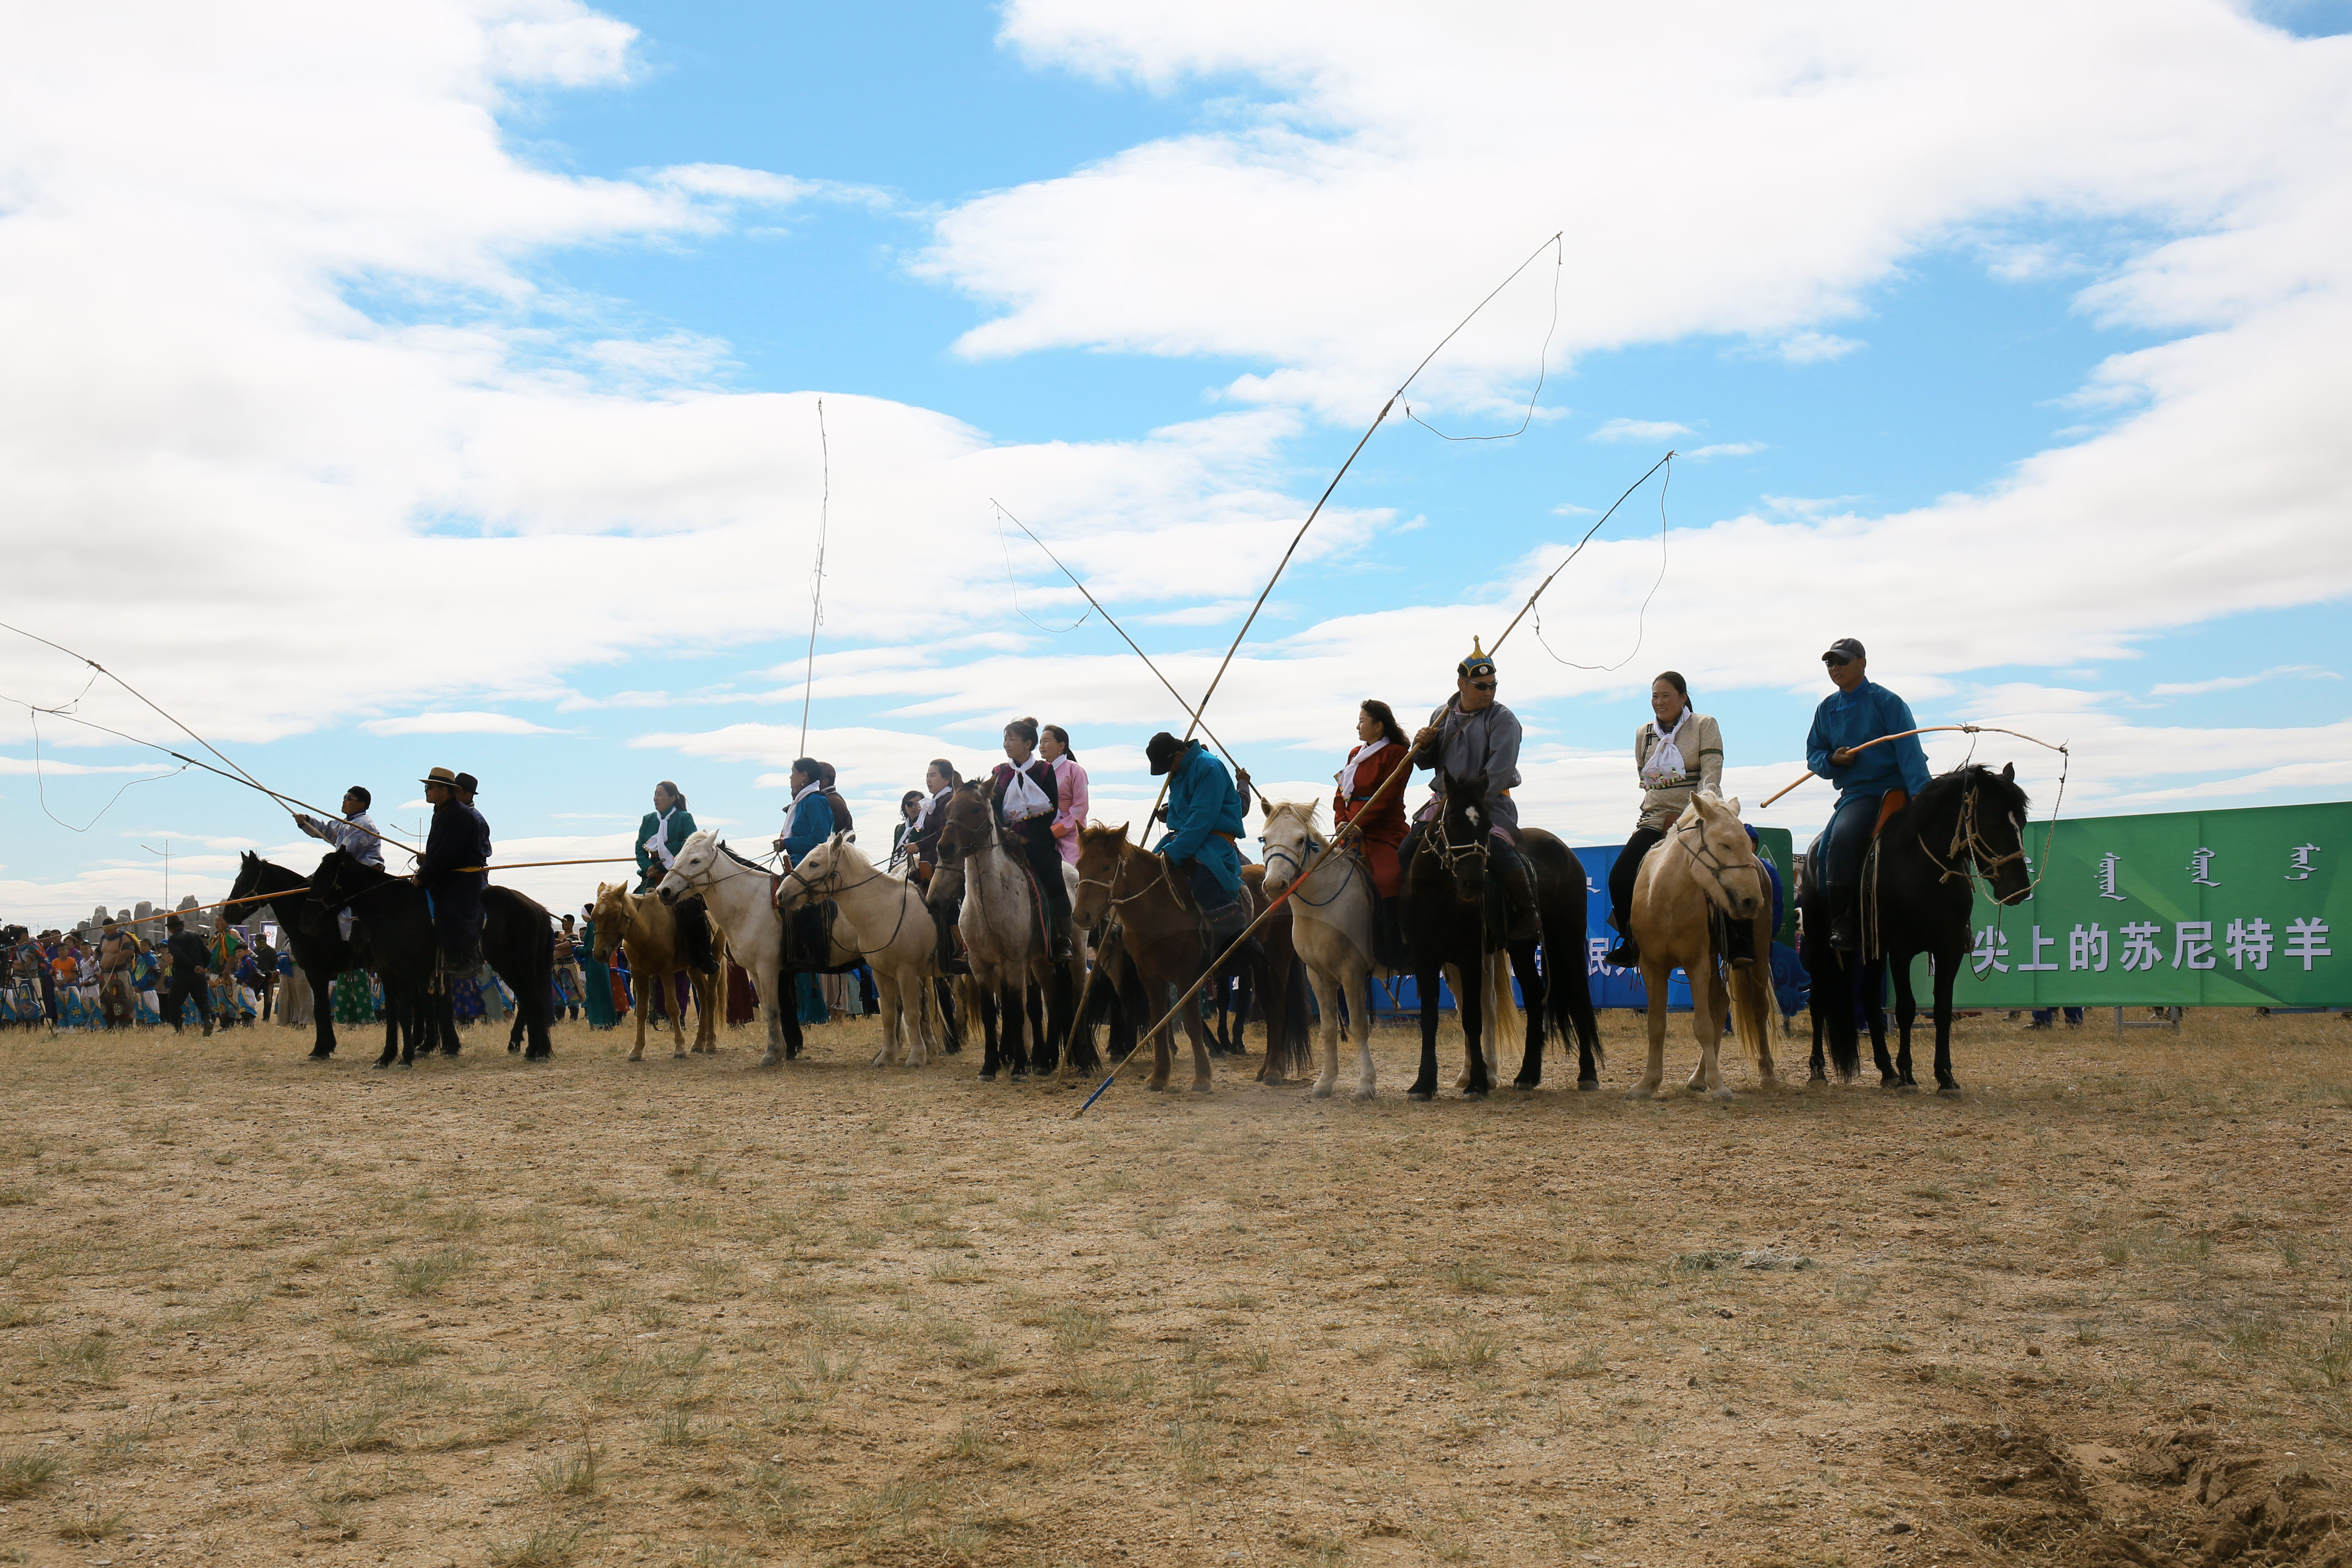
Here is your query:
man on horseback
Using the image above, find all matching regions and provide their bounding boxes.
[295,785,384,941]
[1145,730,1251,953]
[1405,640,1539,942]
[416,765,490,969]
[1805,638,1931,951]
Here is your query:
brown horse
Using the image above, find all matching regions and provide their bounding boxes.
[591,882,720,1061]
[1069,824,1237,1093]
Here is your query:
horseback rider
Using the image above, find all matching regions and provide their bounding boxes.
[772,757,835,864]
[1603,671,1748,971]
[1806,638,1931,951]
[294,785,383,940]
[1145,729,1250,952]
[1404,640,1539,942]
[908,758,958,881]
[991,718,1074,961]
[415,765,490,969]
[637,780,717,974]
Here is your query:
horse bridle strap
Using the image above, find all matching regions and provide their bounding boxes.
[1919,777,2026,887]
[1263,835,1361,908]
[1673,815,1761,906]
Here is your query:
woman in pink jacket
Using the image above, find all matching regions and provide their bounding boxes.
[1040,724,1090,865]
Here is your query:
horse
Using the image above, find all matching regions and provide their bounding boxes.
[305,851,557,1064]
[1261,799,1586,1099]
[591,882,719,1061]
[933,780,1076,1082]
[776,833,944,1068]
[1393,773,1605,1102]
[1625,791,1778,1099]
[1801,764,2034,1095]
[655,831,857,1067]
[224,851,370,1061]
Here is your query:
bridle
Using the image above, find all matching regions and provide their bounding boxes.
[776,841,915,957]
[1673,811,1766,911]
[1419,787,1490,878]
[1263,827,1361,908]
[1076,841,1173,911]
[1918,775,2028,892]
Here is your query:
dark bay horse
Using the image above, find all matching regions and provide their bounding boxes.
[308,851,557,1065]
[1400,774,1604,1101]
[225,852,371,1061]
[1801,763,2034,1094]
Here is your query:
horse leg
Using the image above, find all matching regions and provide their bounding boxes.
[779,992,804,1062]
[1180,980,1214,1094]
[1003,981,1031,1081]
[1459,951,1490,1100]
[1809,1002,1829,1083]
[1306,963,1343,1099]
[628,971,648,1062]
[310,966,337,1060]
[374,979,401,1069]
[977,984,1002,1081]
[1864,957,1895,1086]
[661,973,685,1059]
[1931,944,1962,1097]
[1510,939,1545,1090]
[1692,968,1731,1099]
[1633,961,1669,1098]
[1890,952,1921,1092]
[1407,958,1443,1102]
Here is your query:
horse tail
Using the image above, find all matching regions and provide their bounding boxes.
[1263,942,1312,1081]
[1485,949,1522,1060]
[1727,958,1771,1076]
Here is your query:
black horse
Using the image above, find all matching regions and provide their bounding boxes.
[308,851,557,1065]
[225,851,374,1061]
[1801,764,2034,1094]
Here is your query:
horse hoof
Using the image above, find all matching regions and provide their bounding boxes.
[1577,1078,1598,1092]
[1707,1088,1736,1103]
[978,1070,997,1082]
[1310,1082,1334,1100]
[1896,1082,1919,1095]
[1354,1087,1377,1101]
[1144,1082,1167,1093]
[673,1051,687,1060]
[526,1049,550,1062]
[308,1050,333,1062]
[1937,1085,1962,1099]
[1190,1081,1213,1095]
[371,1061,389,1071]
[1009,1070,1028,1082]
[1406,1087,1434,1103]
[1512,1078,1539,1092]
[757,1054,782,1069]
[1462,1089,1488,1102]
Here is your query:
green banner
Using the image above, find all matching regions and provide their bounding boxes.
[1944,800,2348,1007]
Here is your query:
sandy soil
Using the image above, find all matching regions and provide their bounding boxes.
[2,1003,2348,1568]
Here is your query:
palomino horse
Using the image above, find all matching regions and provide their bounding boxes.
[655,830,860,1067]
[1801,764,2034,1095]
[778,833,944,1068]
[934,780,1076,1081]
[592,882,719,1062]
[1626,791,1777,1098]
[1262,799,1556,1099]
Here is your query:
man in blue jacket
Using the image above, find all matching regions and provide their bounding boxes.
[1145,731,1250,947]
[1804,638,1932,951]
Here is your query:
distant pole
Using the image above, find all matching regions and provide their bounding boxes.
[141,837,171,910]
[798,399,830,757]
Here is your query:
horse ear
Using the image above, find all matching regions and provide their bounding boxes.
[1111,821,1131,843]
[2000,762,2015,782]
[1724,795,1741,815]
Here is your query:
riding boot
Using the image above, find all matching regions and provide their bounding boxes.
[1491,840,1540,943]
[1374,895,1405,969]
[1826,893,1859,953]
[1603,933,1639,970]
[1722,911,1757,971]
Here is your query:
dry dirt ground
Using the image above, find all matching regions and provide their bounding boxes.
[2,1004,2350,1568]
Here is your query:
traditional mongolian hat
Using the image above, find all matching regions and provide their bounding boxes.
[1457,637,1497,680]
[420,766,460,789]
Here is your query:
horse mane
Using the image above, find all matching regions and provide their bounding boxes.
[717,841,766,871]
[1886,765,2029,846]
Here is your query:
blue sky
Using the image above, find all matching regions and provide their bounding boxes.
[3,1,2349,927]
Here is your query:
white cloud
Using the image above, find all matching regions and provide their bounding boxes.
[1682,441,1767,460]
[1775,330,1864,364]
[1590,418,1694,443]
[2147,663,2336,696]
[359,712,567,737]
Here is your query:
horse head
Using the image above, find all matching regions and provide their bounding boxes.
[1258,801,1323,897]
[307,849,370,910]
[780,831,854,910]
[1070,823,1133,933]
[1428,773,1492,903]
[1971,763,2035,907]
[589,882,630,960]
[227,851,261,910]
[656,830,719,906]
[935,780,991,870]
[1680,792,1767,923]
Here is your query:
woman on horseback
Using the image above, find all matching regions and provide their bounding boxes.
[1602,670,1725,970]
[990,717,1074,960]
[639,781,716,975]
[1334,700,1411,897]
[1040,724,1089,866]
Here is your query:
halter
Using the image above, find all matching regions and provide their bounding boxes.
[777,842,915,957]
[1262,829,1362,908]
[1917,774,2028,890]
[1418,782,1490,878]
[1672,810,1765,910]
[1077,844,1172,910]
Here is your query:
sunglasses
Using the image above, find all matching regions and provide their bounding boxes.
[1823,656,1853,668]
[1468,680,1497,691]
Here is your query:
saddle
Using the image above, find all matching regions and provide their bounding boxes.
[780,898,860,976]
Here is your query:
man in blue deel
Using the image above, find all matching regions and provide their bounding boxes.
[1805,637,1931,952]
[1146,730,1250,950]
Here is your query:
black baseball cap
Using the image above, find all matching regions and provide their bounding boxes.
[1822,637,1866,663]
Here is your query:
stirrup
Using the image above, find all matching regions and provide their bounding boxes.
[1603,940,1637,969]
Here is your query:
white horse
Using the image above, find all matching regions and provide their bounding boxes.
[655,829,856,1068]
[777,832,943,1068]
[1627,792,1778,1099]
[1259,799,1520,1100]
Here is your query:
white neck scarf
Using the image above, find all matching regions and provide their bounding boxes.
[1000,758,1054,818]
[912,786,949,833]
[1336,737,1390,798]
[644,806,677,868]
[1641,709,1692,788]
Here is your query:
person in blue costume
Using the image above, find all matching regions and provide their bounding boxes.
[1145,731,1250,950]
[1804,638,1932,952]
[771,757,836,865]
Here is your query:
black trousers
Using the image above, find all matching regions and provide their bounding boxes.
[1006,818,1071,935]
[162,976,212,1029]
[1608,826,1666,935]
[431,885,484,969]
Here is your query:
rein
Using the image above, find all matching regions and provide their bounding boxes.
[780,847,916,958]
[1671,813,1765,909]
[1262,832,1362,909]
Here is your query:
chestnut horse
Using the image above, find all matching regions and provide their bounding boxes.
[592,882,719,1061]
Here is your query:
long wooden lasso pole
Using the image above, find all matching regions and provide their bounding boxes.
[1756,723,2070,810]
